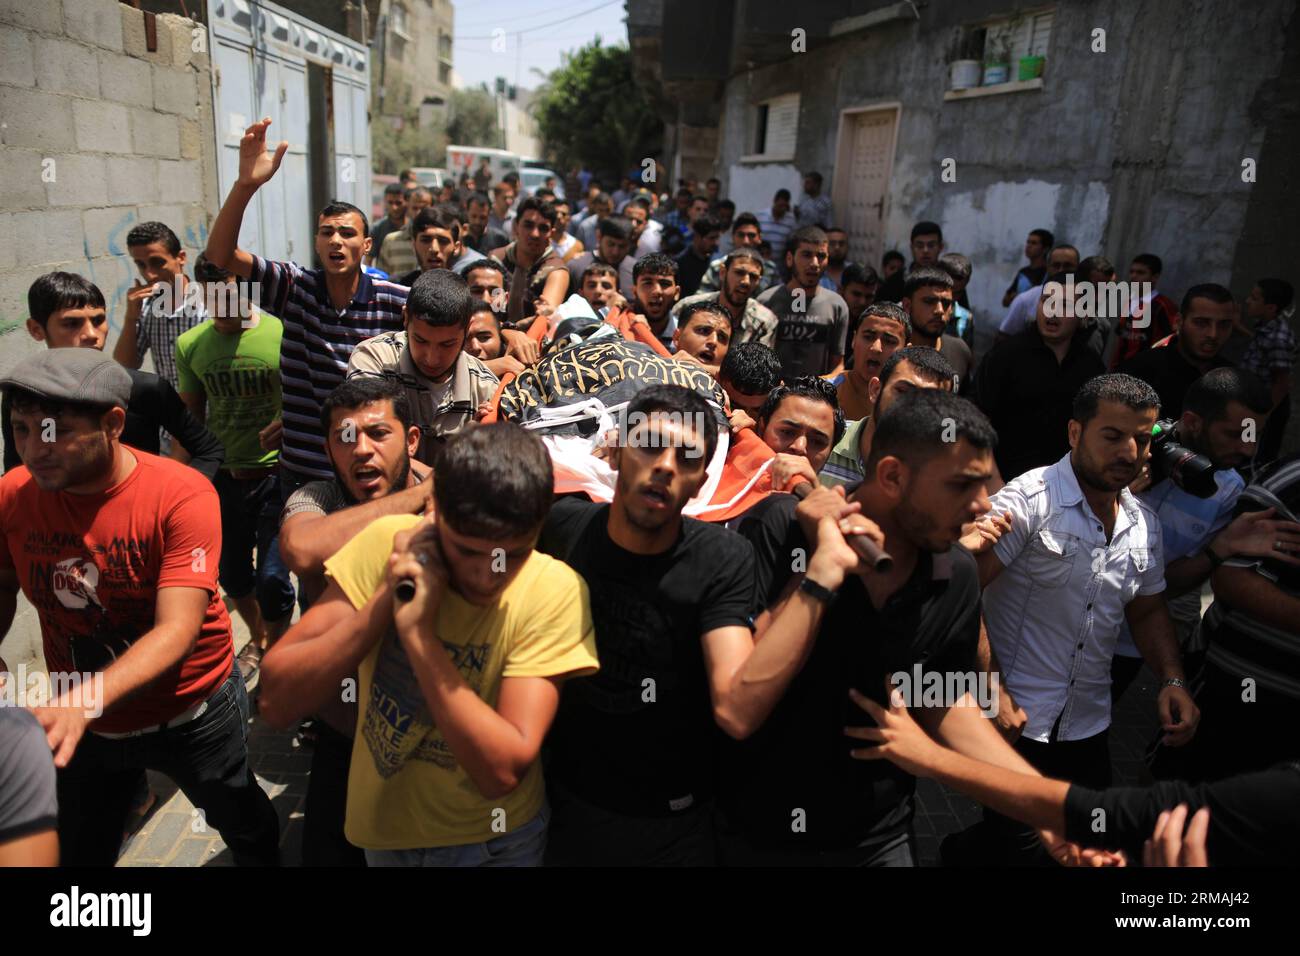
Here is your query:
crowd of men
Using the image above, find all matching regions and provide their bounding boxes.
[0,116,1297,868]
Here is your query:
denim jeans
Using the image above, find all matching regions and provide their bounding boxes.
[364,801,550,867]
[213,471,296,623]
[56,670,281,866]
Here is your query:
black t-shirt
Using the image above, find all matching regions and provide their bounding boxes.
[538,495,756,816]
[971,327,1105,482]
[725,493,982,849]
[2,367,224,479]
[1119,338,1231,420]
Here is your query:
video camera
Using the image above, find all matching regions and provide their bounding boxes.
[1148,419,1218,498]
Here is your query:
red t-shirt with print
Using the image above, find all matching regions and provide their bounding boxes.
[0,450,233,733]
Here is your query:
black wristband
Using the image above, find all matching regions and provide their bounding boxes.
[798,576,838,605]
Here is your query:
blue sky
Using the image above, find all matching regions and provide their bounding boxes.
[450,0,629,92]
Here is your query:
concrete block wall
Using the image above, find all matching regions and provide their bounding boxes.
[0,0,219,359]
[0,0,220,672]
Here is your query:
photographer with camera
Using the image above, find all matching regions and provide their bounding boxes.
[1110,368,1299,700]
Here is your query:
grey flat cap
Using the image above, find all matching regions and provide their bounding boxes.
[0,348,132,409]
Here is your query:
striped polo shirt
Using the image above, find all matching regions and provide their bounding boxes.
[1203,455,1300,701]
[250,255,408,480]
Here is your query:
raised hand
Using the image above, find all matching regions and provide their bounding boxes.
[237,118,289,188]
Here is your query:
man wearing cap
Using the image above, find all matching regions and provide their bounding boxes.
[0,349,280,866]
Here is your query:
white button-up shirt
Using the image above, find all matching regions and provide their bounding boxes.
[984,453,1166,742]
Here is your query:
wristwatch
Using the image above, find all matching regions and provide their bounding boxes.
[1162,678,1188,690]
[798,576,838,605]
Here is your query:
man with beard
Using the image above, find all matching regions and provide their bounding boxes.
[274,377,432,865]
[901,267,973,391]
[539,385,870,865]
[698,214,782,297]
[1120,284,1236,420]
[725,391,1071,866]
[973,272,1106,482]
[0,349,279,865]
[954,374,1200,864]
[822,348,954,491]
[670,249,780,350]
[831,303,911,420]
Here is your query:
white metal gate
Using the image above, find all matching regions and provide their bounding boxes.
[208,0,370,265]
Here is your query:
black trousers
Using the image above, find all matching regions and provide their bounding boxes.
[57,671,280,866]
[942,729,1112,866]
[301,721,367,867]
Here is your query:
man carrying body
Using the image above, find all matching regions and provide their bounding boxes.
[539,385,869,865]
[727,391,1065,865]
[276,377,434,865]
[263,424,599,866]
[347,270,498,467]
[0,349,279,865]
[627,254,683,352]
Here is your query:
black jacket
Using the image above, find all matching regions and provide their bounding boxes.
[3,367,224,479]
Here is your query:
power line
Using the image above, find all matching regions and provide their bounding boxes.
[451,0,598,29]
[454,0,621,39]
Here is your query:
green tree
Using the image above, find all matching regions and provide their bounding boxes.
[446,87,504,148]
[532,39,664,179]
[371,108,443,174]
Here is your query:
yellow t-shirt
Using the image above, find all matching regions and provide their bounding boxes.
[324,514,598,849]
